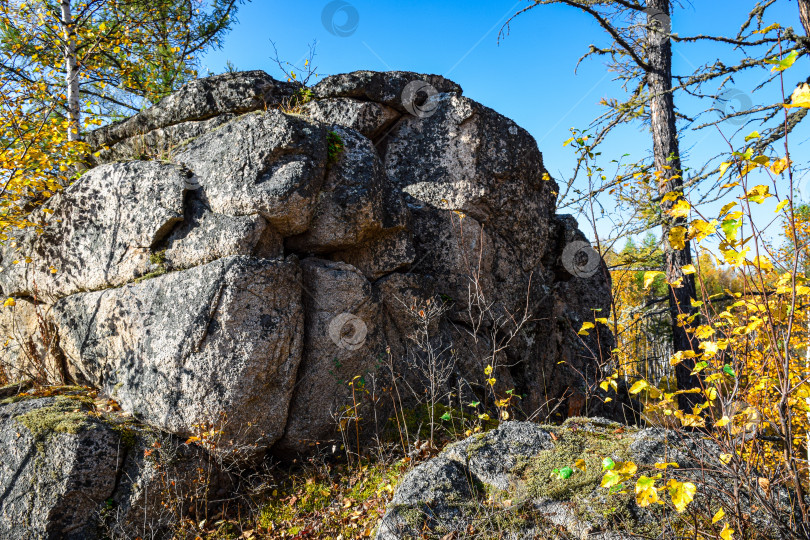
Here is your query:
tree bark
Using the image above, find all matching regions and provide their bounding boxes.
[646,0,700,408]
[799,0,810,37]
[60,0,80,141]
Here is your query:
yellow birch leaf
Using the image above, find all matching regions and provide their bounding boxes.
[719,201,737,217]
[667,199,691,218]
[601,470,621,488]
[771,157,789,174]
[629,380,649,395]
[616,461,638,476]
[694,325,715,339]
[635,476,659,507]
[578,322,595,336]
[668,226,687,250]
[662,191,681,202]
[745,184,772,203]
[668,480,696,513]
[643,271,663,289]
[787,83,810,108]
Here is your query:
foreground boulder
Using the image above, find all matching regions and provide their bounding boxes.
[0,390,211,538]
[0,69,624,459]
[376,420,794,539]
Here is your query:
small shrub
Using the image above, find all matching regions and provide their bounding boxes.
[327,130,345,165]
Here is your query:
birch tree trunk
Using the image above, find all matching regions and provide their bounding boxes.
[646,0,700,407]
[60,0,80,141]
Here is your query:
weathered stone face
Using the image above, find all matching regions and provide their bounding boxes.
[302,98,400,141]
[173,111,329,237]
[0,69,620,461]
[312,70,462,113]
[86,70,298,150]
[286,124,408,253]
[0,161,186,302]
[51,256,304,449]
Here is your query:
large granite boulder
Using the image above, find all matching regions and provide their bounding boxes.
[0,70,623,461]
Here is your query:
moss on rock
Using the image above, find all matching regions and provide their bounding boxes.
[15,395,97,444]
[519,424,634,502]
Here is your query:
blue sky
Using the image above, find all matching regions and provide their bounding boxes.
[201,0,807,248]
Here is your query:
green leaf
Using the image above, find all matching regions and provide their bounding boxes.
[468,401,480,408]
[721,218,741,242]
[723,364,736,378]
[766,49,799,72]
[553,467,573,480]
[690,361,708,375]
[440,412,452,421]
[602,457,616,471]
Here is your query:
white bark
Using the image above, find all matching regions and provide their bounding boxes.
[60,0,80,141]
